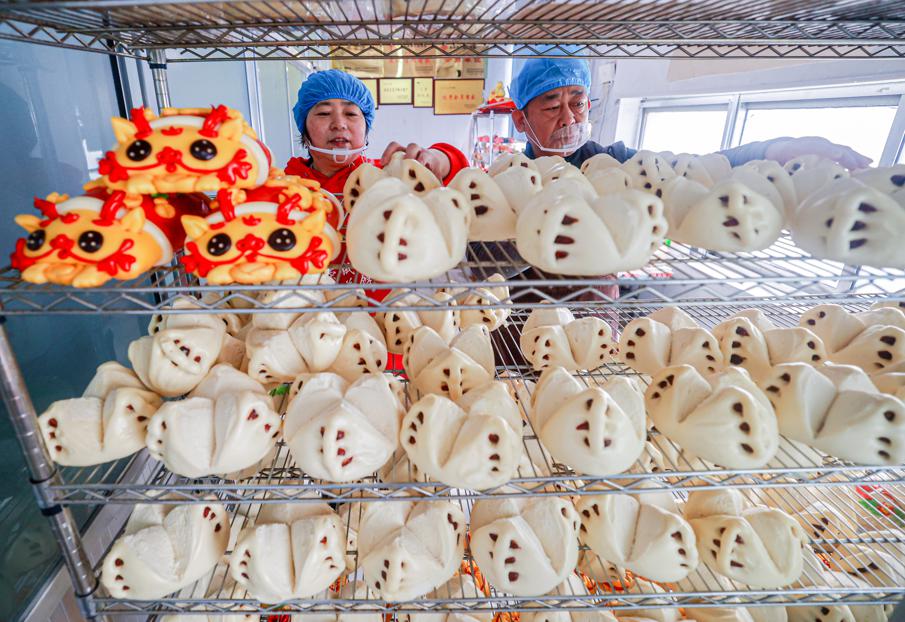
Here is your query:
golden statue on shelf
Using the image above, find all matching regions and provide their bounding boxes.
[487,81,506,104]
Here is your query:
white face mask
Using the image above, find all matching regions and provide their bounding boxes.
[306,143,368,164]
[524,120,592,156]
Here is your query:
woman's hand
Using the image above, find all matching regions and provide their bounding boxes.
[381,142,451,180]
[764,136,872,170]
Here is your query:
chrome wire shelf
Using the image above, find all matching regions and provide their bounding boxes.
[51,435,905,506]
[1,0,905,60]
[2,234,904,315]
[91,484,905,616]
[46,311,905,506]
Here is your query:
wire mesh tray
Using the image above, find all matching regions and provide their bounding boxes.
[1,235,903,315]
[47,322,905,506]
[2,0,905,61]
[50,441,905,506]
[90,485,905,616]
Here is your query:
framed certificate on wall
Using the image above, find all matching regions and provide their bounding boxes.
[378,78,413,105]
[414,78,433,107]
[434,79,484,115]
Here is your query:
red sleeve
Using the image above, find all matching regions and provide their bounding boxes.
[284,156,307,176]
[429,143,470,185]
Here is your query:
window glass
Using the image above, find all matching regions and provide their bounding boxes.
[740,104,898,165]
[640,108,727,155]
[0,37,146,621]
[257,61,292,167]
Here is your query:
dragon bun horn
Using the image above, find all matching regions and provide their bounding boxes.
[216,189,236,221]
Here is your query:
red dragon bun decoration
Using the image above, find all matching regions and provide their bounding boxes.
[12,190,208,287]
[9,105,354,289]
[180,187,336,285]
[87,105,273,196]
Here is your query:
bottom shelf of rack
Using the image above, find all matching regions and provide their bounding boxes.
[90,486,904,616]
[93,590,903,617]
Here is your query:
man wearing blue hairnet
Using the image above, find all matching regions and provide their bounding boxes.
[509,58,870,169]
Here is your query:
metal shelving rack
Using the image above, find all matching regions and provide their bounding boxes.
[2,0,905,60]
[0,1,904,620]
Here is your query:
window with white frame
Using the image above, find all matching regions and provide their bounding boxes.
[738,99,899,164]
[634,82,905,167]
[640,106,727,155]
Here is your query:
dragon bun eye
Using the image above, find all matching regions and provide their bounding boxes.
[126,139,152,162]
[78,231,104,253]
[267,228,296,252]
[26,230,45,251]
[207,233,231,256]
[190,139,218,161]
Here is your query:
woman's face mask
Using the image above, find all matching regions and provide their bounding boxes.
[306,142,368,164]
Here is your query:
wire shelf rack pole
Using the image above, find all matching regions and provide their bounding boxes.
[0,319,102,620]
[148,47,170,109]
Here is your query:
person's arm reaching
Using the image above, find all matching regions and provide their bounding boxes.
[379,141,469,185]
[718,140,775,167]
[608,141,637,163]
[428,142,469,184]
[719,136,872,169]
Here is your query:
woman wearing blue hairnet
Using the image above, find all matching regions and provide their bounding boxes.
[285,69,468,196]
[509,58,870,169]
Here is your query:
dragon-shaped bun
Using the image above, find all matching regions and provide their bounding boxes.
[180,190,334,285]
[88,106,272,196]
[240,172,343,234]
[12,190,206,287]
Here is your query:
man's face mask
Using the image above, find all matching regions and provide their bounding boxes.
[523,120,592,156]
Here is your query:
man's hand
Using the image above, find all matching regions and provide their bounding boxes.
[381,142,451,180]
[764,136,872,170]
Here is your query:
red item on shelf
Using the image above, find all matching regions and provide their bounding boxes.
[476,99,516,114]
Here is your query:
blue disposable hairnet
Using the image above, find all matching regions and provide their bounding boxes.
[292,69,376,136]
[510,58,591,110]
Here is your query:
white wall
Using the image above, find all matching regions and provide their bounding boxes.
[612,58,905,99]
[256,60,294,167]
[352,59,514,162]
[165,58,252,121]
[364,106,473,161]
[601,58,905,145]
